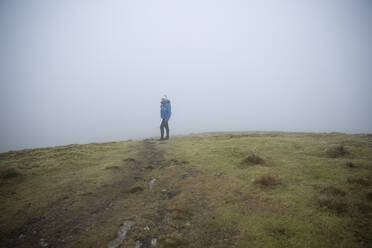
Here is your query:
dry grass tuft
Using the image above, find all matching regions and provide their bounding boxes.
[168,159,189,165]
[244,154,265,164]
[318,197,348,214]
[105,165,121,170]
[238,154,265,168]
[123,157,136,162]
[254,175,281,187]
[326,145,350,158]
[367,191,372,201]
[347,177,370,186]
[158,233,187,248]
[0,167,22,180]
[320,186,346,196]
[168,207,192,221]
[268,226,290,238]
[345,161,356,168]
[122,184,144,194]
[357,203,372,215]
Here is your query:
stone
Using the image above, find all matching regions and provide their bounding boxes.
[149,178,157,190]
[151,238,157,246]
[39,238,48,247]
[107,220,136,248]
[135,240,142,248]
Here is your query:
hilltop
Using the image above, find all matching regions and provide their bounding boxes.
[1,132,372,247]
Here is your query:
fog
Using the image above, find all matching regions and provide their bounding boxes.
[1,0,371,152]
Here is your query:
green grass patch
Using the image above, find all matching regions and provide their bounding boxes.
[1,132,371,247]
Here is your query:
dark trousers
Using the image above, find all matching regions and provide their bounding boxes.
[160,119,169,139]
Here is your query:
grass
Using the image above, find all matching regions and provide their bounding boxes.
[244,153,265,165]
[254,174,282,187]
[0,132,372,247]
[0,167,22,180]
[347,177,371,186]
[318,197,348,214]
[325,145,350,158]
[237,153,265,168]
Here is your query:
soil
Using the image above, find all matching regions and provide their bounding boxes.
[1,139,239,248]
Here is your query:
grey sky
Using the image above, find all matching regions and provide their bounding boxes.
[1,0,371,152]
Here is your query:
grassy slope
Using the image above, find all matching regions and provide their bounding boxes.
[0,132,371,247]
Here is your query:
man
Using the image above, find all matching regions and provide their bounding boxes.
[160,95,171,140]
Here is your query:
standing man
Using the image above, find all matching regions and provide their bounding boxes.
[160,95,171,140]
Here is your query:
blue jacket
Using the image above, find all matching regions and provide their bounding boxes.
[160,100,171,121]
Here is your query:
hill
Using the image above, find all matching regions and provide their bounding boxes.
[1,132,372,247]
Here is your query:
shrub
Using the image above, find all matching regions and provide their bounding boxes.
[320,186,346,196]
[347,177,370,186]
[245,154,264,164]
[318,197,348,214]
[254,175,281,187]
[243,154,265,165]
[367,191,372,201]
[0,167,22,180]
[357,203,372,215]
[345,161,356,168]
[326,145,349,158]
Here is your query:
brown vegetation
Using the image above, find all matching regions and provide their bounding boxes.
[122,184,145,194]
[318,197,348,214]
[367,191,372,201]
[357,203,372,215]
[238,153,265,168]
[326,145,350,158]
[347,177,370,186]
[105,165,121,170]
[158,233,187,248]
[123,157,136,162]
[254,175,281,187]
[0,167,22,180]
[244,154,265,164]
[320,186,346,196]
[345,161,356,168]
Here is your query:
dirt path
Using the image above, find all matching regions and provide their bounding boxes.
[1,139,239,248]
[106,139,239,248]
[1,140,164,248]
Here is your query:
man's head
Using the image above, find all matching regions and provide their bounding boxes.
[161,95,168,103]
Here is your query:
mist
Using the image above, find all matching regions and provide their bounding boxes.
[1,0,371,152]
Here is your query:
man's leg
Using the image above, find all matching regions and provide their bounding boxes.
[160,120,165,139]
[164,120,169,139]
